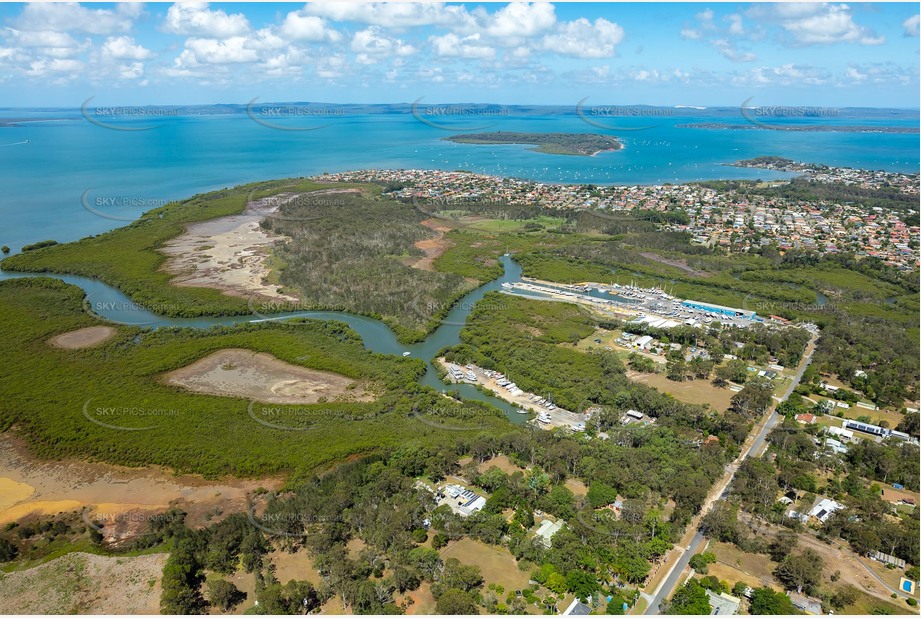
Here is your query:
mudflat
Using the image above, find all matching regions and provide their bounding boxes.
[162,348,375,404]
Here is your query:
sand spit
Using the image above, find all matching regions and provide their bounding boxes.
[47,326,116,349]
[159,193,301,302]
[162,348,375,405]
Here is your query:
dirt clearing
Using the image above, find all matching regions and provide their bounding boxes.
[163,348,374,404]
[48,326,116,349]
[406,219,453,272]
[0,551,166,614]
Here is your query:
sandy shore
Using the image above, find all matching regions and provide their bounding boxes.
[0,434,280,530]
[163,348,375,404]
[159,193,301,302]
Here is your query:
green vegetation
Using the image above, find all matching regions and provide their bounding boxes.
[434,207,917,408]
[445,132,622,156]
[0,277,511,482]
[263,188,473,342]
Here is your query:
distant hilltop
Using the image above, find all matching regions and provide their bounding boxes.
[444,131,622,156]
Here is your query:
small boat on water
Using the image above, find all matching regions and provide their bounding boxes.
[402,351,411,356]
[516,408,529,414]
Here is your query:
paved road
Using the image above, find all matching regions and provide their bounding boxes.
[643,334,818,614]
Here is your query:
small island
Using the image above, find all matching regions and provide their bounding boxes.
[445,131,622,156]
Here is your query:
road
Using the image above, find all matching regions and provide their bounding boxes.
[643,334,818,614]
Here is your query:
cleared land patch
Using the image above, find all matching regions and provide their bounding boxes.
[626,370,736,412]
[0,551,166,614]
[163,348,375,404]
[439,538,530,593]
[47,326,116,349]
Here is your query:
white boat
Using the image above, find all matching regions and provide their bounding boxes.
[402,351,411,356]
[516,408,530,414]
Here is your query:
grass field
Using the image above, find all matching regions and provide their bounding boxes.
[625,371,737,413]
[710,541,778,585]
[439,538,531,593]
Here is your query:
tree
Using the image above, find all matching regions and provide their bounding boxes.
[587,482,618,508]
[160,541,208,614]
[545,572,569,595]
[664,579,711,615]
[207,580,246,612]
[749,587,796,614]
[775,550,824,594]
[700,501,740,543]
[566,569,599,602]
[434,558,483,597]
[767,530,798,562]
[0,538,18,562]
[435,589,478,614]
[830,584,859,610]
[257,580,320,614]
[606,596,626,615]
[689,552,716,574]
[896,412,919,438]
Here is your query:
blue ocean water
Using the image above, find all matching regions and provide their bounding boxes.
[0,108,917,252]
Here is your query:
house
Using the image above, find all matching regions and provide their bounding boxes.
[562,599,592,615]
[822,438,849,455]
[533,519,565,548]
[787,509,809,523]
[795,413,816,424]
[634,335,654,350]
[827,426,854,441]
[808,497,845,523]
[789,593,823,615]
[442,484,487,517]
[706,590,741,615]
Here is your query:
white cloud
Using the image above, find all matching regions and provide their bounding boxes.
[541,18,623,58]
[3,28,86,58]
[351,27,415,59]
[303,2,474,30]
[101,35,152,61]
[478,2,556,39]
[179,37,260,65]
[163,3,251,39]
[680,9,755,62]
[744,63,832,86]
[903,15,920,37]
[279,10,341,42]
[430,33,494,59]
[750,3,884,46]
[726,14,745,36]
[712,38,756,62]
[12,3,139,35]
[24,57,84,77]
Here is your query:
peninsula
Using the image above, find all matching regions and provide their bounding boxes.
[444,131,622,156]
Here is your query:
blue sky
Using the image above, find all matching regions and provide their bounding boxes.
[0,2,918,108]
